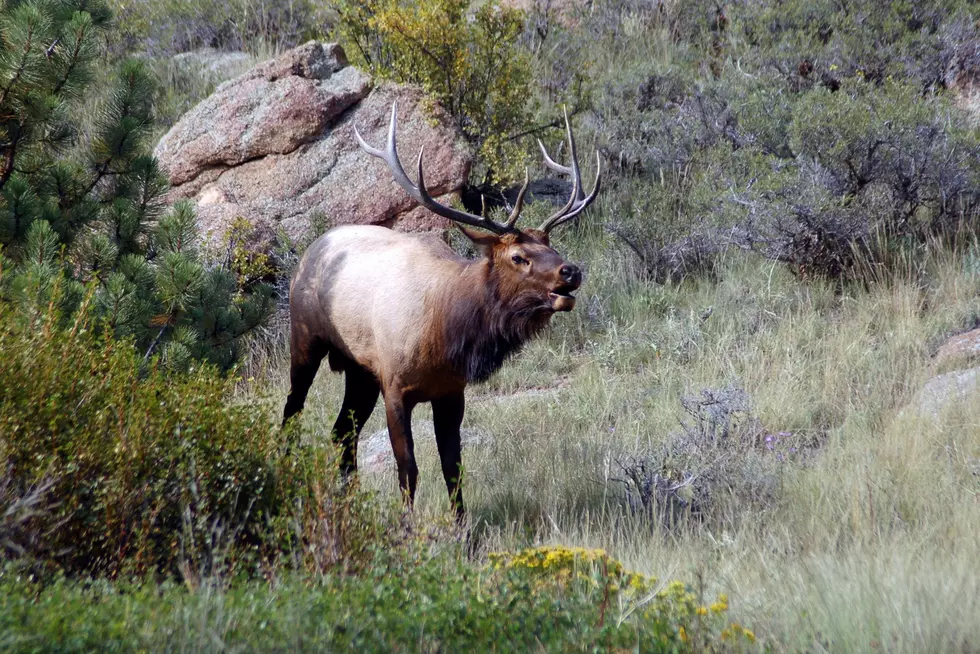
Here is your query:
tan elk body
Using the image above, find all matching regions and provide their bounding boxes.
[283,105,600,519]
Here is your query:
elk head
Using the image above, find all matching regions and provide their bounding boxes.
[354,105,600,315]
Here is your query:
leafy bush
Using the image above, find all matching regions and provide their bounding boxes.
[608,227,724,284]
[110,0,330,55]
[593,70,741,176]
[733,80,980,280]
[0,547,755,652]
[334,0,534,183]
[0,280,386,578]
[584,0,980,284]
[615,387,820,528]
[728,0,977,94]
[0,0,273,370]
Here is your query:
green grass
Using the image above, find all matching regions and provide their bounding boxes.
[266,219,980,651]
[6,0,980,650]
[0,547,749,652]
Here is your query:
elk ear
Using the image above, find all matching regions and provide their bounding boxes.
[457,225,501,256]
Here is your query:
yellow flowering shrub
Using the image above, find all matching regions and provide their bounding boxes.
[490,546,640,587]
[489,545,757,651]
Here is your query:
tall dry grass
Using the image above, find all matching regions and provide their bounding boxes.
[250,216,980,650]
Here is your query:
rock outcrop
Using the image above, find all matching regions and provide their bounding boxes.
[914,367,980,419]
[904,327,980,418]
[934,326,980,370]
[154,42,472,247]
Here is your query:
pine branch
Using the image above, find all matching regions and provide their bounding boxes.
[204,314,269,350]
[51,22,87,95]
[0,18,39,108]
[142,323,168,364]
[0,131,24,191]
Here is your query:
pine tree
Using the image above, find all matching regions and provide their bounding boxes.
[0,0,273,371]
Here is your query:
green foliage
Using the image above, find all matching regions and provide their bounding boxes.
[335,0,535,183]
[729,0,975,92]
[489,546,754,651]
[0,279,387,578]
[578,0,980,283]
[0,0,273,370]
[0,547,754,652]
[733,78,980,280]
[110,0,330,55]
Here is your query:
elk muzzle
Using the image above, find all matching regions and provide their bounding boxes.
[550,263,582,312]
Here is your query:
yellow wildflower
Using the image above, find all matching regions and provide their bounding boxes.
[679,626,688,642]
[696,606,708,616]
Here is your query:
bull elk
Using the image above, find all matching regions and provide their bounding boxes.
[283,104,600,519]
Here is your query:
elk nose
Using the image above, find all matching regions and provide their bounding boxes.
[559,264,581,285]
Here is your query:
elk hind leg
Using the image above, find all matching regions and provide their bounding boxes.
[331,364,381,476]
[282,337,327,427]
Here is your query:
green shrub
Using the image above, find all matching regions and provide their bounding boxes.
[0,276,387,578]
[0,547,755,652]
[733,79,980,280]
[612,387,821,530]
[334,0,535,183]
[110,0,330,55]
[586,0,980,284]
[728,0,976,93]
[0,0,273,370]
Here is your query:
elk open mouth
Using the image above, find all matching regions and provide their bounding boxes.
[549,288,577,311]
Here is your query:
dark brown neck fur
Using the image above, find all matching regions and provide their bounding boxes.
[441,260,553,383]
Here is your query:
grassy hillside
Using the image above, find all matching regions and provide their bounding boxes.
[4,0,980,651]
[263,219,980,652]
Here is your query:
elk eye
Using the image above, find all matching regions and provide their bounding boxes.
[511,254,528,265]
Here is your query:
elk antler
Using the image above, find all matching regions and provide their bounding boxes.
[537,107,601,234]
[354,104,530,235]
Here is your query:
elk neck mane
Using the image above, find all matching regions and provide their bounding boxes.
[438,257,554,383]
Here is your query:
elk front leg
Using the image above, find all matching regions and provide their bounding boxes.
[384,392,418,506]
[432,392,465,521]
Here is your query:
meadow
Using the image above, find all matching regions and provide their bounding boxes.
[252,213,980,652]
[3,0,980,651]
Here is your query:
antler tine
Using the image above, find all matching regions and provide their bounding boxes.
[354,104,422,205]
[504,168,530,228]
[537,138,570,174]
[540,152,601,233]
[539,162,581,232]
[537,107,586,203]
[356,103,517,235]
[561,106,582,202]
[416,147,520,235]
[538,109,601,234]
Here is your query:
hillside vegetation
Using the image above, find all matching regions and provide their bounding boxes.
[3,0,980,651]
